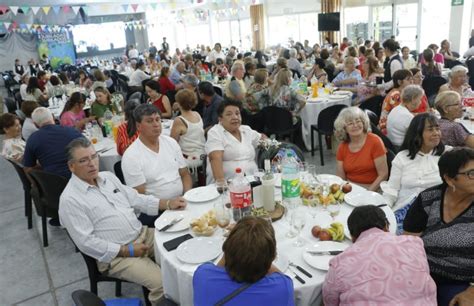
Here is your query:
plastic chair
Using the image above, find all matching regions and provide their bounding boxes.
[27,169,68,247]
[72,289,144,306]
[364,109,379,127]
[241,109,264,133]
[256,141,305,169]
[370,123,397,154]
[114,161,125,184]
[422,76,447,98]
[310,104,348,165]
[262,106,298,142]
[128,91,142,102]
[359,95,384,119]
[5,159,33,229]
[213,86,223,97]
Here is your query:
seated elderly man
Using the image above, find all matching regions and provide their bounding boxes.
[287,48,303,77]
[122,104,192,224]
[59,138,186,305]
[224,62,247,101]
[170,62,186,86]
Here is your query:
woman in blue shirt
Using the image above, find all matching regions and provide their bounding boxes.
[193,216,295,306]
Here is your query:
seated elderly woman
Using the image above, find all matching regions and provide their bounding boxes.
[438,65,473,103]
[386,85,424,148]
[335,107,388,191]
[116,100,140,156]
[205,99,264,183]
[170,89,205,168]
[269,57,288,80]
[60,92,94,130]
[244,68,270,114]
[355,56,383,104]
[269,68,306,115]
[193,216,294,306]
[0,113,25,163]
[404,148,474,306]
[382,113,448,233]
[331,56,363,93]
[306,58,328,84]
[435,91,474,148]
[224,62,247,101]
[323,205,436,306]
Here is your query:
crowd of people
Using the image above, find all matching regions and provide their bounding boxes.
[1,32,474,306]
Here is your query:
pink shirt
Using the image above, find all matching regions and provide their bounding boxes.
[60,110,86,130]
[323,228,437,306]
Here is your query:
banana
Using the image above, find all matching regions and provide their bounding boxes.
[334,190,342,200]
[326,227,337,240]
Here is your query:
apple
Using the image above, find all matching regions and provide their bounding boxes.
[341,183,352,193]
[318,229,332,241]
[311,225,321,238]
[330,184,340,194]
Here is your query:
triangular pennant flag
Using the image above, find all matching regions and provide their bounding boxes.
[0,6,7,14]
[121,4,129,12]
[131,4,139,12]
[52,6,61,14]
[150,3,158,10]
[81,6,88,15]
[31,7,40,15]
[21,6,30,14]
[42,6,51,15]
[4,22,11,30]
[25,23,32,30]
[71,6,81,15]
[63,6,70,13]
[9,6,19,15]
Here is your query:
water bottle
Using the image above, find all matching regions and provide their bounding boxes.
[281,151,301,210]
[262,159,275,212]
[103,109,113,137]
[229,168,252,222]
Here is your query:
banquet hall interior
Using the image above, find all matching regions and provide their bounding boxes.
[1,0,474,305]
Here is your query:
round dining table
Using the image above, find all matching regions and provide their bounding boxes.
[153,176,396,306]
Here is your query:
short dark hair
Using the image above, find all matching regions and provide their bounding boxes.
[133,103,161,123]
[65,137,91,163]
[399,113,445,159]
[21,100,40,118]
[382,39,400,52]
[393,69,413,88]
[320,48,330,60]
[145,80,160,93]
[37,71,47,78]
[438,148,474,185]
[217,98,242,117]
[198,81,215,96]
[175,89,197,111]
[216,58,224,65]
[347,205,388,240]
[49,75,60,86]
[0,113,19,134]
[315,58,326,69]
[223,216,276,283]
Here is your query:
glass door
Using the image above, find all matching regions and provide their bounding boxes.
[372,5,393,43]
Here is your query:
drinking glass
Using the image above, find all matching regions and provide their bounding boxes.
[253,169,265,182]
[284,201,298,238]
[327,202,341,220]
[291,209,306,247]
[214,202,231,236]
[215,179,228,205]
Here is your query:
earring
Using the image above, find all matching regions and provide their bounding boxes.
[451,185,456,193]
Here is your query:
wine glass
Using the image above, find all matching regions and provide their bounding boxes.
[291,209,306,247]
[214,202,231,236]
[215,179,228,204]
[327,202,341,221]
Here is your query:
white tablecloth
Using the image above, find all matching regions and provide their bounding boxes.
[153,184,396,306]
[300,94,352,151]
[461,119,473,133]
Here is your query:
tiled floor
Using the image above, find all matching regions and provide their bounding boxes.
[0,134,338,306]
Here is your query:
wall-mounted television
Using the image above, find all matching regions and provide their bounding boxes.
[318,13,340,31]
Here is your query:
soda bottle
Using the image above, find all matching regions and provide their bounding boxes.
[229,168,252,221]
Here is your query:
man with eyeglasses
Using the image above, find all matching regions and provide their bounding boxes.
[59,137,179,305]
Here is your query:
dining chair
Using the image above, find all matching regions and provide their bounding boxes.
[5,159,33,229]
[359,95,384,119]
[422,76,447,105]
[363,109,379,127]
[310,104,348,165]
[262,106,298,142]
[113,161,125,184]
[71,289,143,306]
[27,169,68,247]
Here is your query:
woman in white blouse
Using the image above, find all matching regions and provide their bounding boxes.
[0,113,26,163]
[381,113,449,233]
[205,99,264,183]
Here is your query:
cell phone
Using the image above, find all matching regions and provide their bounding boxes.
[376,76,383,85]
[163,234,194,252]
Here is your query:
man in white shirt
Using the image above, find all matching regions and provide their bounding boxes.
[59,137,186,305]
[128,45,139,60]
[122,104,191,216]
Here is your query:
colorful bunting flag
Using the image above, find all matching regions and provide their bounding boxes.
[81,6,88,15]
[4,22,11,30]
[71,6,81,15]
[52,6,61,14]
[0,6,7,14]
[21,6,30,14]
[42,6,51,15]
[150,3,158,10]
[63,6,70,13]
[122,4,129,13]
[131,4,139,12]
[31,7,40,15]
[9,6,19,15]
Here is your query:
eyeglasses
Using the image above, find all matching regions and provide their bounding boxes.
[345,119,362,127]
[457,170,474,180]
[75,153,99,166]
[446,102,463,107]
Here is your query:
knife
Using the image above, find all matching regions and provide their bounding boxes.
[158,217,183,232]
[287,266,305,284]
[289,262,312,278]
[307,250,343,256]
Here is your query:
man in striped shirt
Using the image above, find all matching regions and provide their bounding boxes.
[59,137,186,305]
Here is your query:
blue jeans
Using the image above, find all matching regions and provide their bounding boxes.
[394,199,415,235]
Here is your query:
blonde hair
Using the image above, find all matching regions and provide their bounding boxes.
[334,107,371,142]
[435,90,461,116]
[254,68,268,85]
[271,68,291,98]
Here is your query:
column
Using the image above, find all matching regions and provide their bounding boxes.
[250,4,265,50]
[320,0,342,44]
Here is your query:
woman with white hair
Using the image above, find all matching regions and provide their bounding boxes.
[335,107,388,191]
[438,65,473,104]
[331,57,363,92]
[287,48,303,77]
[224,62,247,100]
[386,85,424,148]
[435,91,474,148]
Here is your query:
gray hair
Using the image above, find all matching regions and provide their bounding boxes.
[231,62,244,75]
[401,85,424,104]
[448,65,468,80]
[344,56,356,66]
[334,107,371,142]
[31,107,54,127]
[175,61,185,69]
[289,48,297,58]
[65,137,91,163]
[133,103,161,123]
[435,90,461,116]
[182,74,199,87]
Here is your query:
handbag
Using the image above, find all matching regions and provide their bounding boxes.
[214,282,252,306]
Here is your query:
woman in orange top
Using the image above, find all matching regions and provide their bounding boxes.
[116,100,140,156]
[335,107,388,191]
[378,69,413,134]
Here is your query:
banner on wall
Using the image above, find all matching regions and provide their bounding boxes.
[37,30,76,69]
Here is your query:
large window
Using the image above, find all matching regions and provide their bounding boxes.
[373,5,393,43]
[420,0,450,50]
[267,15,299,46]
[216,21,231,48]
[240,18,252,50]
[299,13,319,45]
[230,20,240,47]
[396,3,418,50]
[344,6,369,41]
[185,23,211,49]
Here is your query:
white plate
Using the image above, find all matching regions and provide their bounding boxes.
[176,237,223,264]
[303,241,348,271]
[328,95,345,100]
[273,253,289,272]
[315,174,343,185]
[154,210,191,232]
[345,190,385,207]
[334,90,352,96]
[183,186,220,203]
[307,97,326,103]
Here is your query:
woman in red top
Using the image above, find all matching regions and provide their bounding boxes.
[158,67,177,95]
[145,80,172,118]
[116,100,140,156]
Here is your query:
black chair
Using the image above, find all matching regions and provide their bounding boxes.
[310,104,348,165]
[256,141,305,169]
[409,50,418,61]
[262,106,298,142]
[4,97,17,113]
[241,109,264,133]
[77,250,151,306]
[114,161,125,184]
[359,95,384,119]
[422,76,447,98]
[290,69,301,79]
[213,86,223,97]
[370,122,397,154]
[27,170,68,247]
[467,59,474,89]
[72,290,105,306]
[128,91,143,103]
[6,160,33,229]
[364,109,379,126]
[452,51,460,58]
